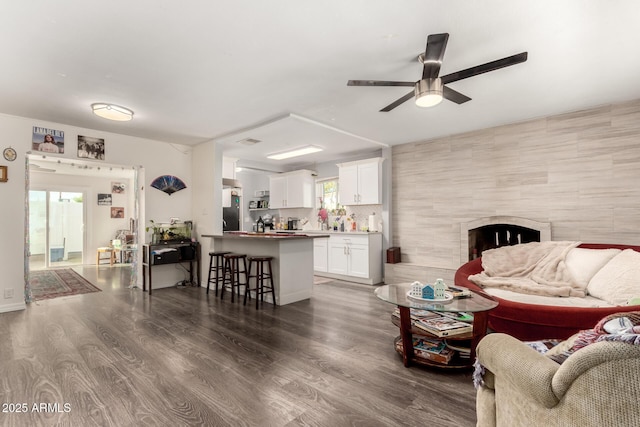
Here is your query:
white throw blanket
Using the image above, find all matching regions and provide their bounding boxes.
[468,241,583,297]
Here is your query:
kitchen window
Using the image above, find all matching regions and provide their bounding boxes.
[317,178,338,211]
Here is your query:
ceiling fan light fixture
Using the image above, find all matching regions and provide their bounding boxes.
[91,103,134,121]
[267,145,323,160]
[415,79,443,108]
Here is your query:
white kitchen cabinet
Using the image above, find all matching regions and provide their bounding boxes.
[328,240,349,275]
[313,237,329,272]
[337,157,383,205]
[222,188,232,208]
[316,232,383,284]
[269,175,287,209]
[347,244,369,278]
[328,236,369,278]
[269,169,315,209]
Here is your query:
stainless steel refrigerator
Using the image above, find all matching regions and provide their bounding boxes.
[223,195,241,231]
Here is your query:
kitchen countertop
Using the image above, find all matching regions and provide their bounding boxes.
[296,230,382,235]
[202,231,330,239]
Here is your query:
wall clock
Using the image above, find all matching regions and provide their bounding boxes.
[3,147,16,162]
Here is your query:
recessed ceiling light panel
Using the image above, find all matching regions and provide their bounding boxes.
[267,145,323,160]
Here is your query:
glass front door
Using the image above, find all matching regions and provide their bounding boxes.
[29,190,84,269]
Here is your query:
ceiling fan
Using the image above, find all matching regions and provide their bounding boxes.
[347,33,528,111]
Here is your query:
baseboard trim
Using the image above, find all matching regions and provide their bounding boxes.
[313,271,380,285]
[0,302,26,313]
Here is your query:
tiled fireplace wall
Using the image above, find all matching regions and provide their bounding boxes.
[389,99,640,283]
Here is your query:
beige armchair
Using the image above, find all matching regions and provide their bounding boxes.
[475,332,640,427]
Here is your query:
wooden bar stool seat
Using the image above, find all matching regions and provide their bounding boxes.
[221,253,248,303]
[206,251,231,296]
[244,256,276,308]
[96,247,116,266]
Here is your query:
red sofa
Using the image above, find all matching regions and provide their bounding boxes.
[454,243,640,340]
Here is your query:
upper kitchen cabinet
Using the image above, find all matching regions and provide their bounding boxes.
[269,169,315,209]
[337,157,384,205]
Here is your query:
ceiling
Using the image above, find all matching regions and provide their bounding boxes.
[3,1,640,170]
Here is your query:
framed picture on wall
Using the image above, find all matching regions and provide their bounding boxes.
[111,182,125,194]
[32,126,64,154]
[97,193,112,206]
[78,135,105,160]
[111,207,124,218]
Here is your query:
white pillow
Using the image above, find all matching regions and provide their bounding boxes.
[587,249,640,305]
[565,248,621,288]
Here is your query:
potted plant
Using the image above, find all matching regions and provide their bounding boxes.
[145,220,162,244]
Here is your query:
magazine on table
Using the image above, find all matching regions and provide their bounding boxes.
[439,311,474,322]
[414,316,473,337]
[447,285,472,298]
[412,335,446,354]
[392,308,442,322]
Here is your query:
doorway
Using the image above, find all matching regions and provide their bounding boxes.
[28,190,85,270]
[26,155,141,286]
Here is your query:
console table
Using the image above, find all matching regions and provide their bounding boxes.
[142,242,200,295]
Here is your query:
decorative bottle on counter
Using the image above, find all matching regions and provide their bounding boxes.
[257,216,265,233]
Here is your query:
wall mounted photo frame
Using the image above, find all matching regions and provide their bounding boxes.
[32,126,64,154]
[111,182,125,194]
[78,135,105,160]
[0,165,7,182]
[111,207,124,218]
[97,193,112,206]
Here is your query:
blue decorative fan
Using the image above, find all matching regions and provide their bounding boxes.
[151,175,187,195]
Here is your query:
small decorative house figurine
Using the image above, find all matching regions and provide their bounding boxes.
[410,281,423,297]
[433,278,447,299]
[421,284,435,299]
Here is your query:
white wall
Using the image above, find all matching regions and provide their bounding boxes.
[0,113,195,312]
[191,140,222,283]
[392,99,640,273]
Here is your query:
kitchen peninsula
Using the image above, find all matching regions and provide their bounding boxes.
[202,232,329,305]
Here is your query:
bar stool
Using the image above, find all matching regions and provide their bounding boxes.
[244,256,276,308]
[221,253,248,303]
[206,251,231,296]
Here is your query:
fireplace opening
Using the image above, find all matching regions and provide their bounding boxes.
[468,224,540,260]
[461,216,551,263]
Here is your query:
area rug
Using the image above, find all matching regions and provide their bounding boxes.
[29,269,101,301]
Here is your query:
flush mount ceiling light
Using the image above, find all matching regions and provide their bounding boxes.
[91,103,134,121]
[267,145,323,160]
[414,78,443,108]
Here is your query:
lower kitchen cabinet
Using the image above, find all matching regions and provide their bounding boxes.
[314,232,382,285]
[313,237,329,272]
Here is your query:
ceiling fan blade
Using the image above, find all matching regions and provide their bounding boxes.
[347,80,415,87]
[380,90,415,112]
[443,86,471,104]
[422,33,449,79]
[440,52,528,85]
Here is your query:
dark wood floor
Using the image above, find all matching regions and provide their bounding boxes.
[1,266,477,426]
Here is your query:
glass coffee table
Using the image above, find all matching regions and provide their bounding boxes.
[375,283,498,368]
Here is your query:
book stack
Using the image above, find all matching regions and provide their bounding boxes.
[395,335,455,364]
[445,340,472,360]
